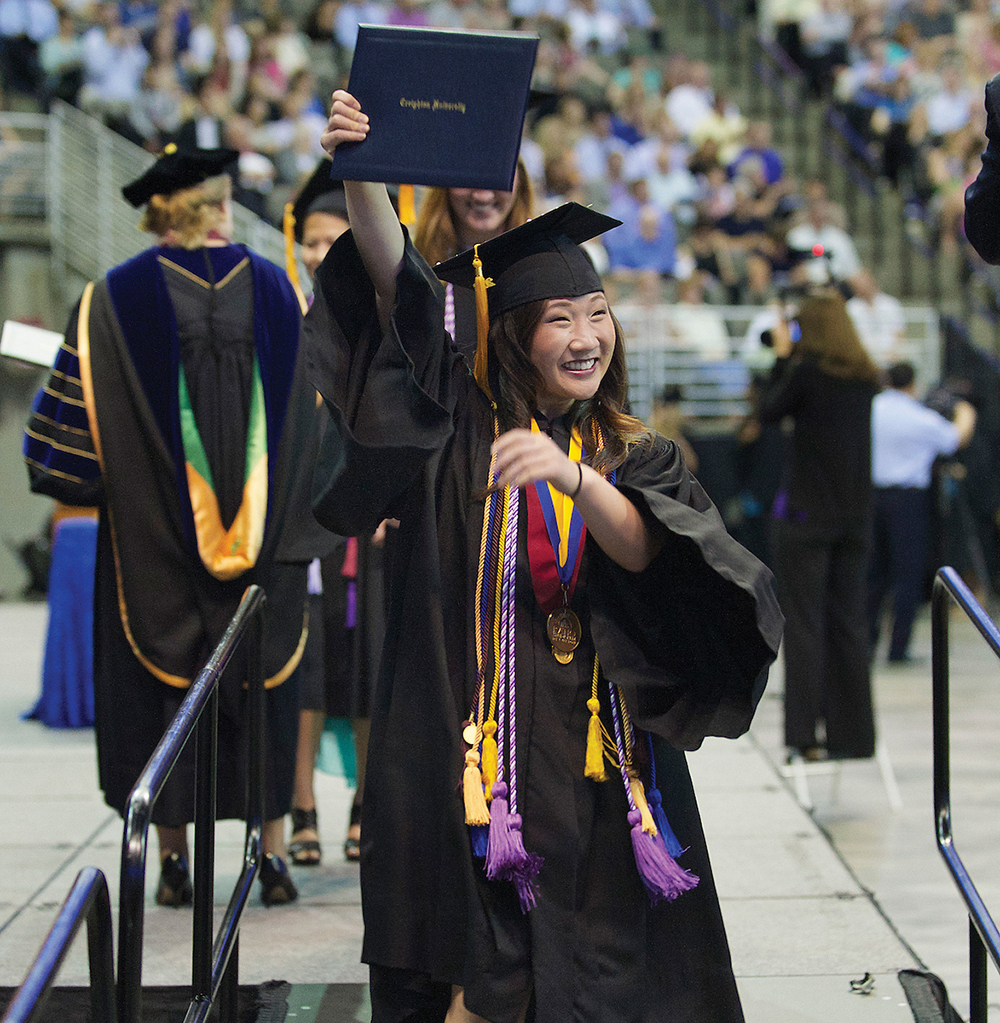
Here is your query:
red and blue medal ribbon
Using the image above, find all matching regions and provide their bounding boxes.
[525,419,587,613]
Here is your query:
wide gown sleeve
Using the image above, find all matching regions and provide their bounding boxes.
[588,434,783,750]
[303,230,461,536]
[965,74,1000,265]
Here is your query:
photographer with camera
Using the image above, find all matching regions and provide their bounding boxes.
[757,289,881,762]
[868,362,976,665]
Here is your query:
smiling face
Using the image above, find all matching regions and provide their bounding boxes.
[301,210,349,282]
[528,292,616,417]
[448,180,519,248]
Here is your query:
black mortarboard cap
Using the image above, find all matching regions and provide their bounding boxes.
[121,144,239,208]
[290,157,349,243]
[434,202,621,319]
[433,202,621,398]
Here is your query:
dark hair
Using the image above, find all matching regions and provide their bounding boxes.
[887,361,915,390]
[794,290,881,385]
[489,299,649,474]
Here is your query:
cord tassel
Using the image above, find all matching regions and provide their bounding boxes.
[463,749,490,826]
[585,698,608,781]
[646,784,684,858]
[629,776,657,836]
[628,809,699,904]
[481,719,498,798]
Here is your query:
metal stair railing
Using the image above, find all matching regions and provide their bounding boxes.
[117,583,267,1023]
[0,867,117,1023]
[931,567,1000,1023]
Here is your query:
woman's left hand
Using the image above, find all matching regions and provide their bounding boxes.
[491,429,579,495]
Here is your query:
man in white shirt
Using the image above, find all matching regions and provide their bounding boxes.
[847,267,905,365]
[786,181,861,285]
[868,362,976,663]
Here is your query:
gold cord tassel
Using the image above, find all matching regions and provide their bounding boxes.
[472,245,494,400]
[630,775,658,837]
[481,719,498,798]
[463,749,491,826]
[282,202,308,315]
[585,698,608,781]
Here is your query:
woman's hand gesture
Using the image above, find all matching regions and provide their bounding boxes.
[491,429,580,496]
[321,90,369,158]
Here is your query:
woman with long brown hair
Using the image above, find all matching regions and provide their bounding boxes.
[412,160,536,362]
[307,91,782,1023]
[758,288,881,763]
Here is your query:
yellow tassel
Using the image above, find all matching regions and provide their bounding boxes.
[630,776,658,837]
[585,698,608,781]
[398,183,415,226]
[472,245,494,401]
[463,749,491,826]
[481,719,498,798]
[282,202,308,315]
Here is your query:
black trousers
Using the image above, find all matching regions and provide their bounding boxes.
[772,517,875,758]
[868,486,931,661]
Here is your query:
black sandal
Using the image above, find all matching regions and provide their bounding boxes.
[289,807,321,866]
[259,853,299,906]
[344,801,362,862]
[156,851,193,907]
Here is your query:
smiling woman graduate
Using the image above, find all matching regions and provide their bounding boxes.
[306,91,783,1023]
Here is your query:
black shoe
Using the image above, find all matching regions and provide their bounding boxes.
[259,853,298,907]
[156,852,193,907]
[887,653,926,667]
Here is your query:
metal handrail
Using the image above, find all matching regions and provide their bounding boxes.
[1,867,116,1023]
[931,567,1000,1023]
[117,584,266,1023]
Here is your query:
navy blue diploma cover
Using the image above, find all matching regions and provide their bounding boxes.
[331,25,539,191]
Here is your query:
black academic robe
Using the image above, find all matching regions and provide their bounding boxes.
[964,74,1000,264]
[305,232,783,1023]
[25,244,335,824]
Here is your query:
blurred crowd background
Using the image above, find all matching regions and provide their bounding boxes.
[1,0,986,311]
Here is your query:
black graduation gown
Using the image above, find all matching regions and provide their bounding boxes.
[304,231,783,1023]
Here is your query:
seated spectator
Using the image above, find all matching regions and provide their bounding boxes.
[127,59,185,151]
[0,0,57,99]
[39,7,83,107]
[713,178,774,301]
[625,108,691,182]
[728,120,785,186]
[689,90,748,166]
[921,122,984,251]
[846,267,906,364]
[605,200,677,278]
[171,73,231,151]
[902,0,955,47]
[799,0,852,97]
[665,275,731,360]
[664,59,714,138]
[334,0,387,54]
[564,0,626,55]
[573,101,628,183]
[914,58,978,141]
[786,180,862,285]
[79,2,149,134]
[646,143,699,222]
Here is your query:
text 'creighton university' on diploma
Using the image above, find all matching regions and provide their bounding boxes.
[399,98,468,114]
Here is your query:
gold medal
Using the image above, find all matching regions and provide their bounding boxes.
[462,722,478,746]
[547,605,582,662]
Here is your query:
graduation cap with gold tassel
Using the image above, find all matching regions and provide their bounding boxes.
[433,202,621,399]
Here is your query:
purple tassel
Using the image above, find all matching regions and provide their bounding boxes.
[506,811,542,912]
[485,782,514,879]
[470,824,489,859]
[646,785,684,859]
[628,810,698,905]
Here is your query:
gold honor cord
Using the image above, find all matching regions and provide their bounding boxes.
[179,360,268,581]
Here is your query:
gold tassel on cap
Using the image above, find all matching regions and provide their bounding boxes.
[397,183,415,227]
[282,202,308,315]
[472,244,494,400]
